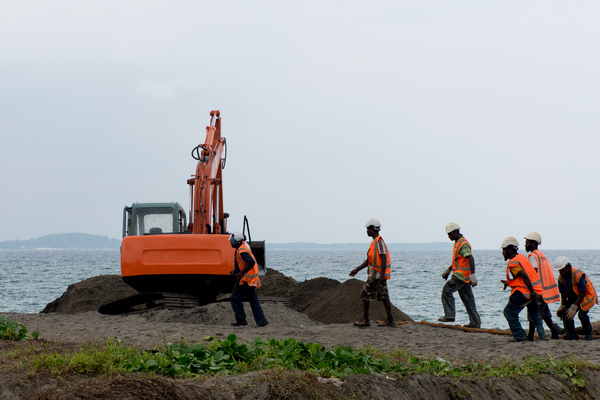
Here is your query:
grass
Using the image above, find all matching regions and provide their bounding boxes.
[1,318,598,393]
[3,333,598,383]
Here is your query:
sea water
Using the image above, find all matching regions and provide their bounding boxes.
[1,248,599,330]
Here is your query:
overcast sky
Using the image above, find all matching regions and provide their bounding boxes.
[1,1,599,249]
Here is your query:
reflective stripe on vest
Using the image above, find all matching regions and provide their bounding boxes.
[558,268,598,312]
[368,236,391,280]
[236,243,261,287]
[529,250,560,304]
[506,253,543,298]
[451,237,471,280]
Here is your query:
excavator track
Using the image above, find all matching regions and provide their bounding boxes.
[98,293,164,315]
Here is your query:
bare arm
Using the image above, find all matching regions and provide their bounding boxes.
[349,259,368,277]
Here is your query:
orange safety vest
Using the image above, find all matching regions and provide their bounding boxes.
[451,236,472,281]
[506,253,543,299]
[558,267,598,312]
[235,243,261,287]
[528,250,560,304]
[367,236,390,280]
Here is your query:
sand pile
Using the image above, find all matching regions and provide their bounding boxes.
[41,275,139,314]
[41,268,413,324]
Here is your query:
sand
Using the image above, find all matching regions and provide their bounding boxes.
[3,268,600,365]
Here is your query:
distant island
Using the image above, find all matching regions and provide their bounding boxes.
[0,233,121,249]
[0,233,451,251]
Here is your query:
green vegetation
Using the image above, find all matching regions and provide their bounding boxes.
[4,331,598,386]
[0,316,38,341]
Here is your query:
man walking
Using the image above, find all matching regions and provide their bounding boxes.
[349,218,395,328]
[438,222,481,328]
[500,237,546,342]
[524,232,561,340]
[554,256,598,340]
[229,231,269,327]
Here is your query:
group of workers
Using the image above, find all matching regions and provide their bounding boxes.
[348,219,598,341]
[224,218,598,341]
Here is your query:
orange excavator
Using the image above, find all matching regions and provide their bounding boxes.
[100,110,265,314]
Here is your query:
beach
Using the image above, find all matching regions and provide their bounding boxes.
[3,307,600,366]
[3,271,600,399]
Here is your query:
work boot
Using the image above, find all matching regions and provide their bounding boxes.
[584,333,594,341]
[231,320,248,327]
[550,326,561,340]
[527,322,535,342]
[353,317,371,327]
[463,323,480,329]
[256,320,269,327]
[437,317,455,323]
[553,323,565,335]
[508,338,528,343]
[377,320,395,328]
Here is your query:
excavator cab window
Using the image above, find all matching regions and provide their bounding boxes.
[123,202,187,237]
[137,208,174,235]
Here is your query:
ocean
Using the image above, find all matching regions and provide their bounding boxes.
[1,248,599,330]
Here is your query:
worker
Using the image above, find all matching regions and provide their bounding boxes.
[349,218,395,328]
[228,231,269,327]
[500,237,546,341]
[554,256,598,340]
[438,222,481,328]
[524,232,561,340]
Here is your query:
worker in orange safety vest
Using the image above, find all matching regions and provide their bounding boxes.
[438,222,481,329]
[229,231,268,327]
[349,218,395,328]
[524,232,561,340]
[554,256,598,340]
[500,237,546,342]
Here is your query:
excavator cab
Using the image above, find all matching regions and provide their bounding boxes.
[122,202,187,238]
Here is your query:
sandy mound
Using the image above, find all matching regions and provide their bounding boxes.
[142,302,320,326]
[41,275,138,314]
[41,268,413,324]
[256,268,297,297]
[302,278,412,324]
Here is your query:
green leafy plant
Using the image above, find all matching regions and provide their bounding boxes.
[0,316,38,341]
[6,331,598,396]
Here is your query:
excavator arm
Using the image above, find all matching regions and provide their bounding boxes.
[188,110,228,235]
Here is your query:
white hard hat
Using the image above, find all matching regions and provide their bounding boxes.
[365,218,381,229]
[501,236,519,249]
[229,231,245,244]
[445,222,460,234]
[553,256,571,271]
[524,232,542,245]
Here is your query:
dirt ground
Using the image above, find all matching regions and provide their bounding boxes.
[2,269,600,399]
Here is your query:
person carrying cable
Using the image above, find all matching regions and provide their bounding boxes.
[554,256,598,340]
[500,237,546,342]
[349,218,395,328]
[524,232,561,340]
[438,222,481,328]
[229,231,269,327]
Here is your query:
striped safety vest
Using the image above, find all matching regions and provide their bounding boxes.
[558,267,598,312]
[451,236,472,281]
[235,243,261,287]
[367,236,391,280]
[528,250,560,304]
[506,253,544,299]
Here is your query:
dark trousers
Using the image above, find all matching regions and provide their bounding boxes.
[230,281,267,324]
[504,291,545,340]
[563,297,592,339]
